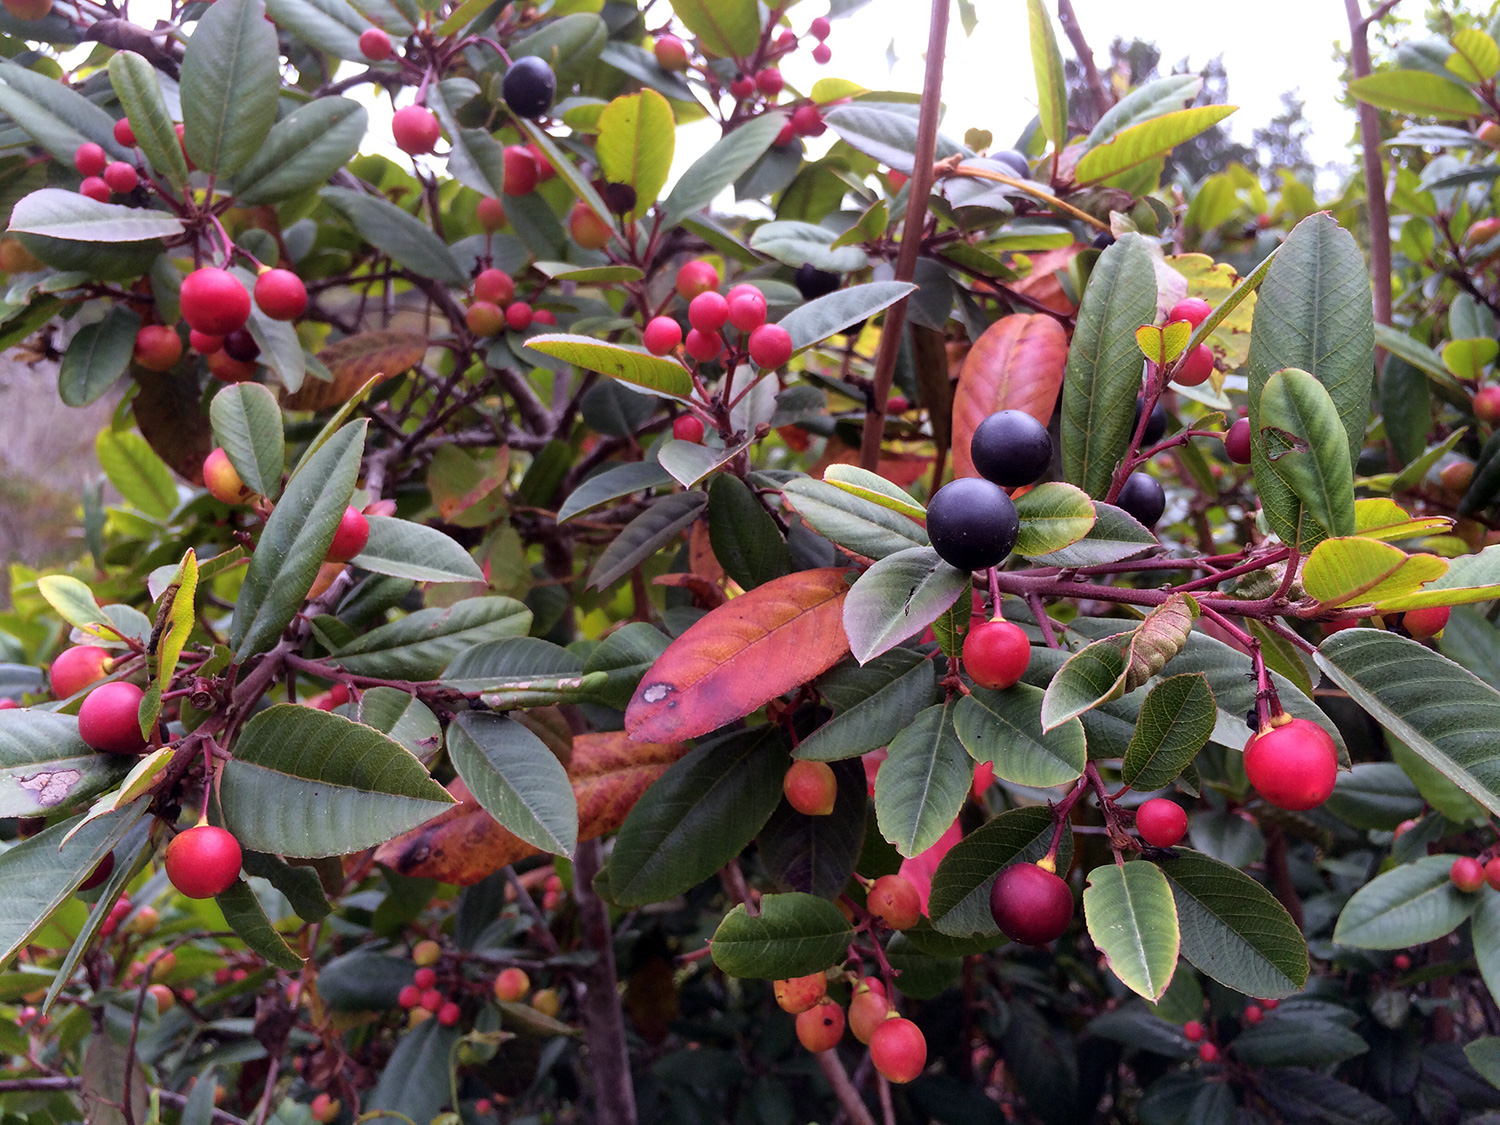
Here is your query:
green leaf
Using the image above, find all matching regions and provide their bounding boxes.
[1121,674,1217,791]
[1472,891,1500,1009]
[229,421,366,660]
[220,704,454,858]
[179,0,280,176]
[215,880,303,970]
[590,491,707,590]
[1040,633,1128,731]
[708,473,790,589]
[1157,850,1309,998]
[662,113,786,227]
[1348,69,1487,120]
[1030,501,1158,566]
[954,683,1086,788]
[822,465,926,520]
[512,118,614,231]
[0,709,132,816]
[209,383,284,500]
[1317,629,1500,817]
[797,649,936,762]
[929,806,1072,938]
[750,220,868,272]
[0,59,129,165]
[874,702,970,857]
[1466,1038,1500,1089]
[1083,862,1179,1001]
[1060,234,1159,498]
[557,460,674,524]
[658,437,751,489]
[366,1019,461,1125]
[330,596,531,680]
[582,622,670,711]
[155,549,199,687]
[669,0,760,57]
[1232,1017,1369,1068]
[241,850,331,923]
[96,428,177,519]
[710,891,854,979]
[57,305,140,407]
[1075,106,1236,187]
[231,98,367,206]
[37,575,117,640]
[595,89,674,221]
[782,476,928,561]
[1014,482,1097,557]
[842,546,968,664]
[1257,368,1356,541]
[107,52,190,192]
[778,281,917,353]
[447,712,576,856]
[265,0,368,59]
[1026,0,1068,149]
[1087,75,1202,146]
[1442,336,1498,381]
[1246,214,1375,548]
[1333,854,1479,949]
[760,759,866,899]
[525,333,692,398]
[352,516,484,584]
[321,187,466,286]
[609,727,789,906]
[823,101,970,175]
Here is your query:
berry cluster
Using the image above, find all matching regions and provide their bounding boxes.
[643,260,793,372]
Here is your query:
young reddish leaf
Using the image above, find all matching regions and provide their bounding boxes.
[373,732,688,884]
[282,330,427,411]
[625,568,854,743]
[951,314,1068,479]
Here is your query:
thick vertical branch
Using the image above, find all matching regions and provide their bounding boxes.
[573,838,637,1125]
[1345,0,1395,358]
[858,0,951,472]
[1057,0,1109,125]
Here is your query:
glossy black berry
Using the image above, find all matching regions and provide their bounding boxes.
[795,263,841,300]
[503,57,556,119]
[971,409,1052,487]
[223,328,259,362]
[994,150,1029,178]
[926,478,1019,573]
[1092,232,1116,250]
[1134,397,1167,445]
[1116,472,1165,528]
[1245,708,1260,732]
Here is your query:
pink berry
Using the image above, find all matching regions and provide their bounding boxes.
[359,27,392,60]
[727,290,767,332]
[253,269,308,321]
[729,75,755,99]
[810,16,831,39]
[79,176,110,202]
[812,43,832,64]
[643,317,682,355]
[74,142,106,176]
[792,104,825,137]
[688,291,729,334]
[1167,297,1212,327]
[685,328,722,362]
[755,69,784,97]
[103,161,137,194]
[505,301,533,331]
[748,323,793,368]
[672,416,705,443]
[113,119,136,147]
[391,105,440,155]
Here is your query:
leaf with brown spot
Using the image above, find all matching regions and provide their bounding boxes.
[132,369,214,484]
[625,568,853,743]
[951,314,1068,479]
[283,330,427,412]
[372,733,687,884]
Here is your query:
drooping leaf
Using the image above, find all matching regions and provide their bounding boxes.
[750,220,869,273]
[1121,674,1217,791]
[821,464,926,520]
[447,712,577,857]
[1040,632,1129,732]
[781,476,929,560]
[365,1019,462,1125]
[842,547,968,664]
[107,52,190,192]
[668,0,760,56]
[57,305,140,407]
[710,891,854,979]
[1257,368,1356,543]
[526,333,692,398]
[759,759,867,899]
[179,0,280,176]
[1014,483,1097,557]
[822,101,970,175]
[662,113,787,227]
[155,549,199,688]
[1025,0,1067,149]
[281,330,425,412]
[215,880,303,970]
[1030,501,1159,566]
[954,683,1086,788]
[1348,69,1487,120]
[1364,544,1500,611]
[874,702,970,857]
[96,427,178,519]
[778,281,917,352]
[321,187,467,286]
[1083,862,1179,1001]
[209,383,284,500]
[590,490,707,589]
[352,516,484,584]
[1301,537,1447,609]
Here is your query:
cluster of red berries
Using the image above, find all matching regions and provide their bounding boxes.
[1448,854,1500,892]
[73,141,137,203]
[465,267,554,336]
[1161,297,1216,388]
[775,971,928,1082]
[1182,997,1278,1062]
[643,260,793,370]
[397,965,463,1026]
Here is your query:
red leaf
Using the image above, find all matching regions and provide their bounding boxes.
[625,568,854,743]
[951,314,1069,479]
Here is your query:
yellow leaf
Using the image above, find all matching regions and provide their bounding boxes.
[1165,252,1257,369]
[1353,498,1454,542]
[156,549,199,687]
[37,575,120,642]
[1303,537,1448,608]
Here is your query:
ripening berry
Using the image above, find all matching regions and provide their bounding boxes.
[133,324,183,371]
[848,979,890,1044]
[493,967,530,1002]
[1394,953,1413,970]
[990,862,1073,945]
[359,26,391,60]
[74,142,107,176]
[412,939,441,966]
[502,145,538,195]
[569,201,613,250]
[685,328,722,362]
[1167,297,1212,327]
[164,824,242,898]
[654,34,689,70]
[795,997,844,1052]
[729,74,755,100]
[419,988,442,1011]
[254,269,308,321]
[310,1094,341,1124]
[476,196,507,232]
[887,394,909,413]
[867,874,921,930]
[114,118,136,147]
[148,983,175,1012]
[437,1001,461,1027]
[869,1016,926,1083]
[1135,798,1189,849]
[755,68,784,97]
[783,760,837,816]
[1183,1020,1203,1042]
[189,330,223,354]
[223,328,259,362]
[1452,855,1486,893]
[413,967,437,990]
[812,43,832,64]
[727,289,767,332]
[672,415,705,444]
[534,309,557,326]
[79,176,110,203]
[78,851,115,892]
[180,267,251,336]
[78,681,148,754]
[207,350,258,383]
[747,323,793,368]
[675,259,720,300]
[1198,1042,1219,1063]
[530,988,561,1017]
[773,972,827,1014]
[203,447,250,504]
[1243,1003,1263,1025]
[1242,717,1338,811]
[1403,605,1450,640]
[473,268,515,306]
[392,105,440,155]
[963,618,1030,690]
[1474,385,1500,424]
[688,291,729,334]
[1175,343,1214,387]
[810,16,831,39]
[103,161,138,194]
[398,984,421,1008]
[643,316,682,355]
[327,506,370,563]
[1223,417,1252,464]
[467,301,505,336]
[505,301,534,331]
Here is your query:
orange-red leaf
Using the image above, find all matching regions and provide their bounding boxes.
[372,732,687,884]
[951,314,1068,478]
[283,330,427,412]
[625,568,854,743]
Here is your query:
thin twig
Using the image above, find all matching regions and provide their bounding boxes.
[815,1052,878,1125]
[1345,0,1395,362]
[1056,0,1110,124]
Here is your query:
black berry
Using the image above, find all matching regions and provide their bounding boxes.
[503,57,556,119]
[1245,708,1260,732]
[1116,472,1165,528]
[1134,397,1167,445]
[223,328,259,362]
[994,150,1029,178]
[1092,232,1116,250]
[971,409,1052,487]
[925,478,1019,573]
[795,263,840,300]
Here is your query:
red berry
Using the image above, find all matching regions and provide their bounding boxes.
[504,301,532,331]
[867,874,921,930]
[180,267,251,336]
[113,119,136,147]
[1486,858,1500,891]
[810,16,831,39]
[133,324,183,371]
[1167,297,1212,327]
[848,980,890,1044]
[887,395,909,413]
[685,328,722,362]
[1262,998,1279,1010]
[812,43,832,64]
[413,967,437,990]
[963,618,1030,690]
[254,269,308,321]
[569,200,612,250]
[748,323,793,368]
[1135,798,1189,849]
[675,259,719,300]
[207,350,258,383]
[688,291,729,333]
[1243,1004,1263,1025]
[0,699,18,710]
[671,415,705,443]
[189,330,224,354]
[310,1094,340,1124]
[466,301,505,336]
[398,984,421,1007]
[1394,953,1412,970]
[164,824,242,898]
[791,104,826,137]
[534,309,557,326]
[1198,1042,1219,1063]
[392,105,440,155]
[74,142,106,176]
[729,75,755,99]
[990,862,1073,945]
[527,143,555,181]
[493,967,530,1001]
[1183,1020,1203,1041]
[51,644,112,698]
[654,34,688,70]
[1403,605,1450,640]
[359,26,391,60]
[103,161,138,194]
[79,176,110,202]
[437,1001,461,1026]
[773,121,797,148]
[473,268,515,305]
[502,145,538,195]
[869,1016,926,1083]
[643,316,682,355]
[419,988,442,1011]
[726,287,767,332]
[327,506,369,563]
[476,196,507,232]
[795,997,844,1052]
[78,681,147,754]
[1175,343,1214,387]
[1475,385,1500,424]
[774,973,827,1014]
[1223,417,1252,464]
[1452,855,1486,892]
[755,68,784,97]
[1242,717,1338,811]
[78,851,115,892]
[783,760,837,816]
[777,29,797,50]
